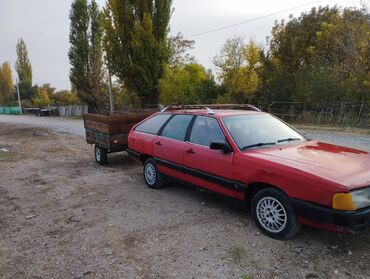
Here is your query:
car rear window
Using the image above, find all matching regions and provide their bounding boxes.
[135,114,171,134]
[161,114,193,141]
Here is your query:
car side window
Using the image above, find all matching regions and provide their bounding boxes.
[189,116,225,147]
[135,114,171,134]
[161,114,193,141]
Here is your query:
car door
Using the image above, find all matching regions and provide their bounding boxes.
[153,114,194,181]
[183,116,239,198]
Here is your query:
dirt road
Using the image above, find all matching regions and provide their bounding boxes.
[0,123,370,279]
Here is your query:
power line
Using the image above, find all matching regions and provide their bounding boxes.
[188,0,324,38]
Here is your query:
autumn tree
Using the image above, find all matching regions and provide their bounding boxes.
[69,0,105,112]
[214,37,262,103]
[103,0,172,107]
[0,62,14,105]
[38,83,56,99]
[52,90,80,106]
[33,87,52,107]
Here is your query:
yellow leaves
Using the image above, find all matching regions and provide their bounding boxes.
[33,88,52,108]
[214,37,262,101]
[364,73,370,89]
[226,67,260,97]
[53,90,80,106]
[0,62,13,102]
[244,44,261,69]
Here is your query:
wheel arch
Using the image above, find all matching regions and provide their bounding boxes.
[140,154,152,164]
[245,182,288,204]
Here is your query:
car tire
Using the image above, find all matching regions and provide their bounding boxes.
[251,187,300,240]
[94,145,108,165]
[143,158,164,189]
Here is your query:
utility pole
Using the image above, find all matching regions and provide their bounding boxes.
[16,78,22,115]
[108,71,114,114]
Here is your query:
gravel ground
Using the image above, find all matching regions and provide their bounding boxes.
[300,129,370,152]
[0,123,370,279]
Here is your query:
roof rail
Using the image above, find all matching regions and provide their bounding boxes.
[245,104,261,112]
[161,106,169,112]
[161,104,262,112]
[205,107,215,115]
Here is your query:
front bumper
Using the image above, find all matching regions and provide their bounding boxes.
[291,199,370,232]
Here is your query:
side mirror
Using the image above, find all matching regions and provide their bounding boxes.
[210,141,233,153]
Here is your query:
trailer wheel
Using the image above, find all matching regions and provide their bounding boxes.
[94,145,108,165]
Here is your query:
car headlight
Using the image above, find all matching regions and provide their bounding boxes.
[333,187,370,211]
[352,188,370,210]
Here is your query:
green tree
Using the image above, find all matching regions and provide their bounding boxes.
[15,38,32,85]
[103,0,172,107]
[159,63,218,105]
[15,38,35,101]
[214,37,262,103]
[168,32,195,66]
[0,62,14,105]
[261,6,370,105]
[69,0,105,113]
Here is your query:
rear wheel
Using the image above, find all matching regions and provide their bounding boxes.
[94,145,108,165]
[251,187,300,240]
[143,158,164,189]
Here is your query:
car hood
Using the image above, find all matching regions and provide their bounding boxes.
[247,141,370,190]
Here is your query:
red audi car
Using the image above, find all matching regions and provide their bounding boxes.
[127,107,370,240]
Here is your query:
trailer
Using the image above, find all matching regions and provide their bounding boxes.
[83,111,156,164]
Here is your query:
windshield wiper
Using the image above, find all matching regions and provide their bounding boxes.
[241,142,276,150]
[277,137,302,143]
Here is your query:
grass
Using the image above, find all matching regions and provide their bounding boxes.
[230,244,249,265]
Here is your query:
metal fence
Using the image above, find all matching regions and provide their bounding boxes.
[268,102,370,129]
[0,106,21,115]
[57,105,88,117]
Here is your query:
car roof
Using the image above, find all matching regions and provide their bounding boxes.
[163,109,267,117]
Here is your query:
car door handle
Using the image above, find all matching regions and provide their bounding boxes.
[155,141,162,146]
[186,148,195,154]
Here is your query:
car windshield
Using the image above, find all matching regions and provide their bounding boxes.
[222,114,306,150]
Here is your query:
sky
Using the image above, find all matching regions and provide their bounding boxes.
[0,0,365,90]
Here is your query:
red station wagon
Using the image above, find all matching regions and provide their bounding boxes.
[127,106,370,240]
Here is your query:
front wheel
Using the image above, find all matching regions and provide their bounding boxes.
[94,145,108,165]
[143,158,164,189]
[251,187,300,240]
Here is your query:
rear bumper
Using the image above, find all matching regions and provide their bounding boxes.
[291,199,370,233]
